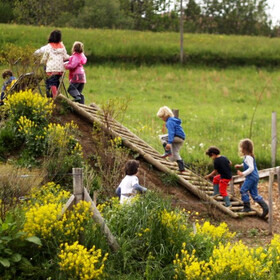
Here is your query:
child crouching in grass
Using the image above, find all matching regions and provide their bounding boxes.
[116,160,147,204]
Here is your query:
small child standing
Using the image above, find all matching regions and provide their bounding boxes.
[205,146,232,207]
[116,160,147,204]
[235,139,268,218]
[1,70,17,105]
[157,106,186,172]
[64,41,87,104]
[40,30,69,99]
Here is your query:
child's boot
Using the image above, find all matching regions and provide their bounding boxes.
[161,143,172,158]
[241,201,251,212]
[177,160,186,173]
[257,199,269,218]
[212,184,220,197]
[223,196,231,207]
[51,86,58,99]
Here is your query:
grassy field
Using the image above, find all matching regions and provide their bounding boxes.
[82,64,280,169]
[1,24,280,66]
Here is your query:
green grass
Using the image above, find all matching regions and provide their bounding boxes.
[82,64,280,170]
[1,24,280,66]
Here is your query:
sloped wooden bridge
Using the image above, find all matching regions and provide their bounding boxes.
[58,95,266,218]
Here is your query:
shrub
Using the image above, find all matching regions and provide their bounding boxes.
[0,164,43,219]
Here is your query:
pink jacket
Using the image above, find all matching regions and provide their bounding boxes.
[64,52,87,83]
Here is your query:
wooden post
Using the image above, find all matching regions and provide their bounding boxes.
[73,168,84,204]
[271,112,277,167]
[179,0,184,64]
[172,109,179,118]
[268,171,273,235]
[84,188,120,252]
[229,180,235,196]
[277,167,280,198]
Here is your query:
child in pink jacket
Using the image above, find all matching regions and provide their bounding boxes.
[64,41,87,104]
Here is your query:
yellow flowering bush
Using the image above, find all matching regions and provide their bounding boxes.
[24,200,91,243]
[45,121,78,150]
[195,221,236,241]
[160,209,188,233]
[24,182,91,243]
[174,243,210,280]
[268,234,280,273]
[28,182,71,206]
[58,241,108,280]
[5,90,54,125]
[207,241,271,279]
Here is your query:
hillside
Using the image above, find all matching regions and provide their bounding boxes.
[53,100,280,247]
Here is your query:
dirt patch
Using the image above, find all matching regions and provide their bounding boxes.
[53,101,280,247]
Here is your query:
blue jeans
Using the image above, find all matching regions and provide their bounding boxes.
[240,178,262,203]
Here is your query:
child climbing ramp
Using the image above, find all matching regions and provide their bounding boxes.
[205,146,232,207]
[64,41,87,104]
[157,106,186,173]
[235,138,269,218]
[40,30,69,99]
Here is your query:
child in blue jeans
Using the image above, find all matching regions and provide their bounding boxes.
[235,139,268,218]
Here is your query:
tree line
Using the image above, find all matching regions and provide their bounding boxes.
[0,0,279,36]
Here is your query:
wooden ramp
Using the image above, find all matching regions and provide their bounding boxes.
[58,95,264,218]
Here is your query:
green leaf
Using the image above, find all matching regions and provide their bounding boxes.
[0,258,10,267]
[11,253,21,262]
[26,236,42,246]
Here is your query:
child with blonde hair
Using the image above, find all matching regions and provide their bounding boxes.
[157,106,186,172]
[235,139,268,217]
[64,41,87,104]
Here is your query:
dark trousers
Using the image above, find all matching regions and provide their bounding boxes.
[67,83,85,104]
[46,75,61,98]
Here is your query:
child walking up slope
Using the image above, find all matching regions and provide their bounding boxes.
[235,139,269,218]
[64,41,87,104]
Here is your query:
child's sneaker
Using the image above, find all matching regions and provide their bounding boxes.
[161,150,172,158]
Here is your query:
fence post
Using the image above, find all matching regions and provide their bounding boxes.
[268,171,274,235]
[277,167,280,199]
[73,168,84,204]
[172,109,179,118]
[271,112,277,167]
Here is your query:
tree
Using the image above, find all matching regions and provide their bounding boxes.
[199,0,271,35]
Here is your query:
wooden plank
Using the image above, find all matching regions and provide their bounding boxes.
[232,166,280,184]
[84,188,120,251]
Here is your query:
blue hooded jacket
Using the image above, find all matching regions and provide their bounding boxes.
[166,117,185,144]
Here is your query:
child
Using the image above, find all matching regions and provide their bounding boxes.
[235,139,268,218]
[157,106,186,172]
[1,70,17,105]
[205,146,232,207]
[64,41,87,104]
[40,30,69,99]
[116,160,147,204]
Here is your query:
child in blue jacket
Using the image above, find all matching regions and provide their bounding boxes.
[1,70,17,105]
[157,106,186,172]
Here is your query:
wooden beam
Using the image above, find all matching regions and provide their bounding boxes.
[84,188,120,252]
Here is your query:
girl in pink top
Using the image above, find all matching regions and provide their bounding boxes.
[64,41,87,104]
